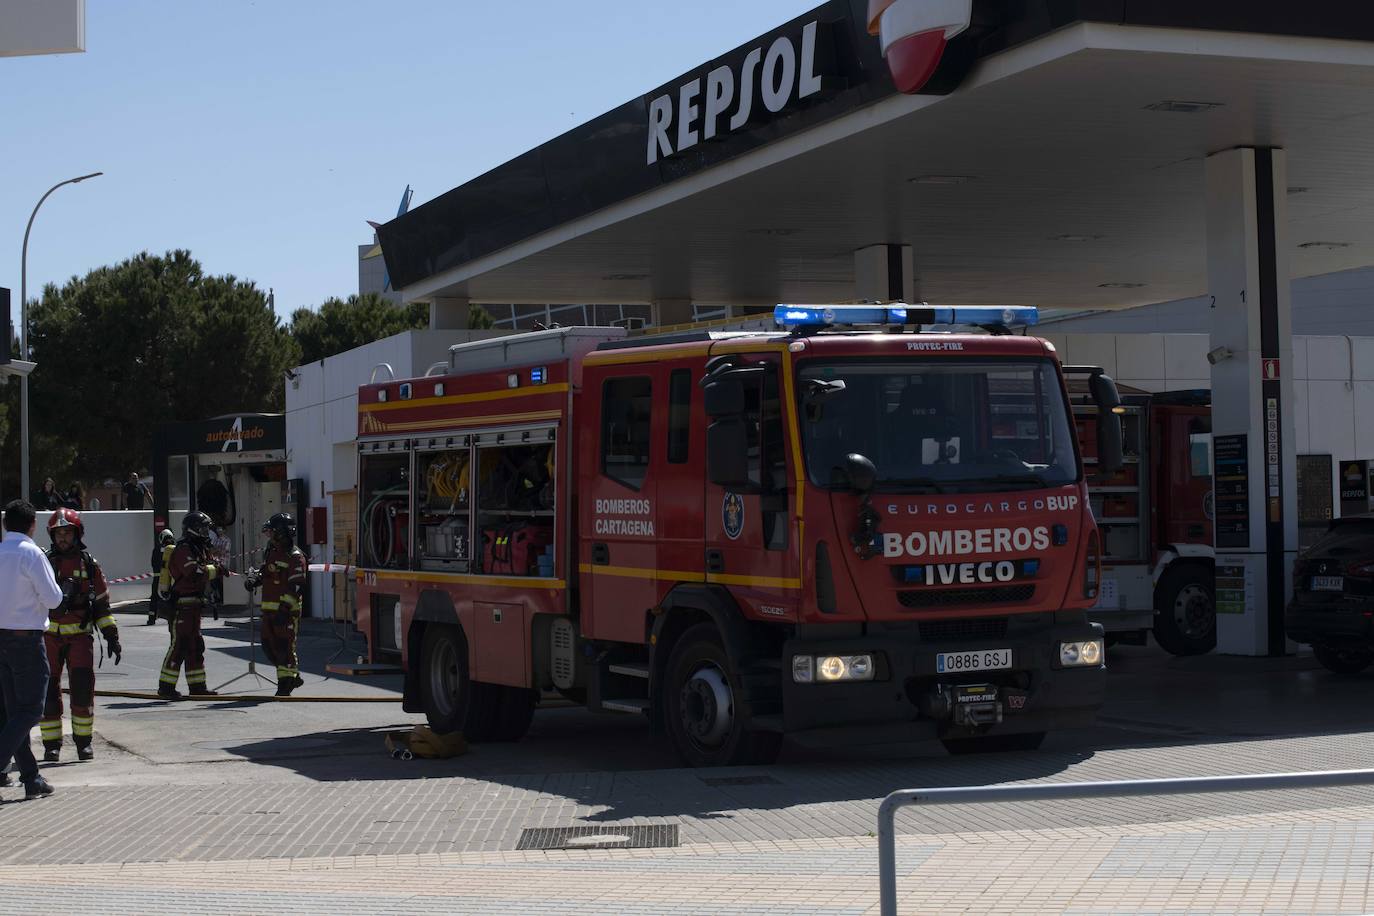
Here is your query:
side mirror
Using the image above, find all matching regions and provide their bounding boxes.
[1089,373,1124,474]
[703,378,745,417]
[845,453,877,494]
[706,417,751,488]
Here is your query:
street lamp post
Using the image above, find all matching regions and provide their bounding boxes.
[20,171,102,500]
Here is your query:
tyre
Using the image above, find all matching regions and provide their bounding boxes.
[1153,564,1216,656]
[1313,644,1374,675]
[420,625,473,735]
[941,731,1046,755]
[662,623,782,768]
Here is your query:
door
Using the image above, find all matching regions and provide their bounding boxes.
[703,357,798,616]
[579,368,661,643]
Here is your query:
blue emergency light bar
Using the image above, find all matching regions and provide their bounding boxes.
[773,304,1039,330]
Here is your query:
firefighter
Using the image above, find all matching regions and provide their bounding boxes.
[148,528,174,625]
[157,511,220,699]
[40,509,121,761]
[245,513,307,697]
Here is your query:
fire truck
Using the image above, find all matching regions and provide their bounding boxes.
[1072,388,1215,655]
[353,305,1123,766]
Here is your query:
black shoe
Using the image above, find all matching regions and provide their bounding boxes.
[76,745,94,761]
[187,686,219,697]
[157,684,183,701]
[42,747,60,763]
[0,772,11,788]
[23,776,54,799]
[146,615,157,626]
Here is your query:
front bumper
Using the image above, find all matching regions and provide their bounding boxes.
[780,614,1105,747]
[1286,600,1374,647]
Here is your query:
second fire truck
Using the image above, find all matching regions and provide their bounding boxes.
[354,305,1123,765]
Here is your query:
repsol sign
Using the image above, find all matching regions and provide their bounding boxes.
[646,19,836,165]
[883,526,1052,559]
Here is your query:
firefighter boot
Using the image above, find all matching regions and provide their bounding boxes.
[42,744,60,763]
[188,686,219,697]
[76,740,94,761]
[157,684,183,701]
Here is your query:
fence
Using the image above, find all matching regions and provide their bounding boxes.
[877,768,1374,916]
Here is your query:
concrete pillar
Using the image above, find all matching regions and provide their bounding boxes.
[854,244,914,303]
[1206,147,1298,656]
[431,296,470,330]
[652,299,694,328]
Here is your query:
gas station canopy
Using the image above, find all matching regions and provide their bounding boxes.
[379,0,1374,310]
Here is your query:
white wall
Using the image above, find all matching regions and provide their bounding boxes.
[30,510,188,606]
[285,329,508,618]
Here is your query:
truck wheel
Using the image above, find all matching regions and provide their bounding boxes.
[1313,644,1374,675]
[1153,565,1216,656]
[420,625,472,735]
[941,731,1045,755]
[663,623,781,768]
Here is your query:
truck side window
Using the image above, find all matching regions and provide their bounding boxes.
[602,376,652,489]
[744,368,788,550]
[667,369,691,464]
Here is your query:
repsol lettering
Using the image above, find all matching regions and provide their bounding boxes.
[882,527,1051,559]
[646,20,833,165]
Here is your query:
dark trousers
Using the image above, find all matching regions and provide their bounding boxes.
[41,632,95,749]
[262,612,300,681]
[0,630,50,782]
[160,602,207,688]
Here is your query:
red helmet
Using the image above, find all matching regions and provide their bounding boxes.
[48,508,84,543]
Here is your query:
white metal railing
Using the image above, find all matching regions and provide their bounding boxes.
[878,768,1374,915]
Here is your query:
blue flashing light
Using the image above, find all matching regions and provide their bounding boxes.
[903,565,925,584]
[1052,524,1069,546]
[774,303,1038,329]
[1022,559,1041,576]
[530,366,547,385]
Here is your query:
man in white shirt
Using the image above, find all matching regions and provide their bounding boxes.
[0,500,64,799]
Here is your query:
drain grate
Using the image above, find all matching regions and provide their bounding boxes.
[699,775,781,787]
[516,824,679,851]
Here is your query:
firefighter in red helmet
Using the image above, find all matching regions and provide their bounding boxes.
[245,513,307,697]
[40,508,120,761]
[157,511,220,699]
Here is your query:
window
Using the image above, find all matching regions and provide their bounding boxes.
[602,376,652,489]
[1189,433,1213,478]
[667,369,692,464]
[743,367,788,550]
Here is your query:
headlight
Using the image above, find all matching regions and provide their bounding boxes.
[1059,639,1104,667]
[793,654,875,683]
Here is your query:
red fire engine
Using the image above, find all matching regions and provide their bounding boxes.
[1072,389,1216,655]
[354,305,1124,766]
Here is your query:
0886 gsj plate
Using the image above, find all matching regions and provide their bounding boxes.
[936,648,1012,674]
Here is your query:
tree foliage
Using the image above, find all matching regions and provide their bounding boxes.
[288,293,494,365]
[20,250,297,485]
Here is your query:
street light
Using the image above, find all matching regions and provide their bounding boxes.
[20,171,102,500]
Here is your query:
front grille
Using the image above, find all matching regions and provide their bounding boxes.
[898,586,1033,610]
[917,616,1010,642]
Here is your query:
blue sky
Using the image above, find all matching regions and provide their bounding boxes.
[4,0,815,320]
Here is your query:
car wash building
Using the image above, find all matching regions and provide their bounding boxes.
[356,0,1374,656]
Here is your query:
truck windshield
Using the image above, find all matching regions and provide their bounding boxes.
[798,359,1079,492]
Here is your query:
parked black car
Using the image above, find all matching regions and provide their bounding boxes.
[1287,515,1374,674]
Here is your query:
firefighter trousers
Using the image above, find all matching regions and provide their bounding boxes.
[160,601,208,690]
[261,611,299,682]
[41,632,95,750]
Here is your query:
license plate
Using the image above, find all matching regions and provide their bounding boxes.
[1312,575,1344,592]
[936,648,1013,674]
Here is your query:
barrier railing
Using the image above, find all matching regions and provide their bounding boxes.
[877,768,1374,916]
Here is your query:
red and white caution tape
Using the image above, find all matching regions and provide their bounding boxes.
[307,562,353,575]
[103,547,263,585]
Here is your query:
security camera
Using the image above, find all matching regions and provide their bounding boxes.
[1206,346,1234,365]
